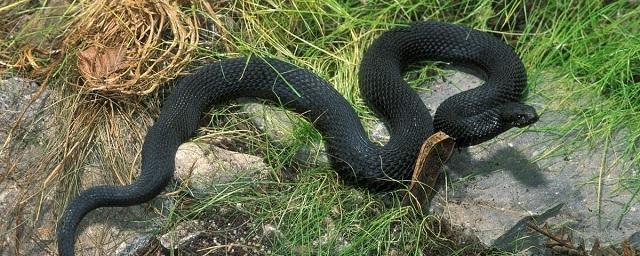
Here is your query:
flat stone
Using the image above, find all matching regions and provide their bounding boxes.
[0,78,50,166]
[0,180,20,254]
[243,103,296,142]
[0,78,54,255]
[630,231,640,250]
[0,78,49,126]
[370,122,390,144]
[243,103,328,165]
[159,220,205,250]
[174,142,271,192]
[73,207,156,256]
[115,235,153,256]
[418,69,640,253]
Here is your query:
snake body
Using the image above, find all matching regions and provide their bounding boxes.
[57,22,538,255]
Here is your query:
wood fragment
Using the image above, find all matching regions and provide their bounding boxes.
[527,222,576,250]
[402,131,455,214]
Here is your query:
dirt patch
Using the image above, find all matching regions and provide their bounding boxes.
[142,206,272,256]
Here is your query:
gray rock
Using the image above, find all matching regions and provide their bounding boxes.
[65,206,158,256]
[174,142,271,192]
[243,103,328,165]
[115,235,153,256]
[0,78,50,165]
[243,103,296,142]
[0,180,20,255]
[370,122,390,144]
[262,223,282,239]
[418,69,640,252]
[0,78,53,255]
[630,231,640,250]
[159,220,205,250]
[292,141,328,165]
[0,78,49,128]
[418,70,484,115]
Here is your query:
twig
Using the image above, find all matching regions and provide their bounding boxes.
[526,222,575,249]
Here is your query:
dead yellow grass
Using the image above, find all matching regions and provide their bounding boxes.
[63,0,219,97]
[0,0,231,253]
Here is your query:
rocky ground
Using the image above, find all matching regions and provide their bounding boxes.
[1,69,639,255]
[418,71,640,254]
[1,78,55,255]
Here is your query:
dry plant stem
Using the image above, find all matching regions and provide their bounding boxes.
[526,222,576,249]
[402,131,455,213]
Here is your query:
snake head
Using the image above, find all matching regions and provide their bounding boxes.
[499,102,539,128]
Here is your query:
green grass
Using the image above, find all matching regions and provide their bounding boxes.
[163,172,489,255]
[1,0,639,255]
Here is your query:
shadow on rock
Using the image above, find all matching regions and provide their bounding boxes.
[447,146,547,188]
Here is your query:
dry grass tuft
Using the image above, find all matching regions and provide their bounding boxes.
[62,0,219,97]
[0,1,233,253]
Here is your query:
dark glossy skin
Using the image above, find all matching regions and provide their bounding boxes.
[57,21,537,255]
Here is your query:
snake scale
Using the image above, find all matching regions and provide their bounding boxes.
[57,21,538,255]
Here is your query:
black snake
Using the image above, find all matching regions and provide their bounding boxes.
[57,21,538,255]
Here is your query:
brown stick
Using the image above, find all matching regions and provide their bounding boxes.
[402,131,455,213]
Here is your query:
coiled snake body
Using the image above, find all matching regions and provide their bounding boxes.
[57,22,538,255]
